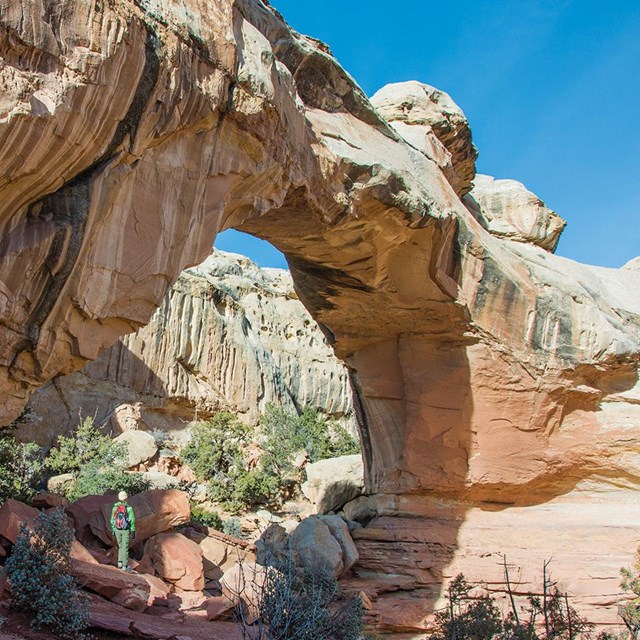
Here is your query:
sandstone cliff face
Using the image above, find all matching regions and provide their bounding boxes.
[23,249,354,444]
[2,0,640,634]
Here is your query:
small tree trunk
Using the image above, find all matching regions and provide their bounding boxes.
[502,554,520,627]
[449,585,457,640]
[565,592,573,640]
[543,560,551,640]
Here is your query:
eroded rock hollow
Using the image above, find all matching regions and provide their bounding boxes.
[1,0,639,633]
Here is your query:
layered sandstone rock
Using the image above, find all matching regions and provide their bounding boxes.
[371,81,477,197]
[464,174,567,251]
[1,0,640,635]
[70,560,151,611]
[22,250,355,444]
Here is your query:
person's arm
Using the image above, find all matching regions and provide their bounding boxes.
[127,505,136,533]
[110,504,117,532]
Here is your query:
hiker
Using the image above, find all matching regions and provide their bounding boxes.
[110,490,136,571]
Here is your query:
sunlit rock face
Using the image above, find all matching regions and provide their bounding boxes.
[465,174,567,251]
[23,249,355,444]
[1,0,640,634]
[370,80,477,197]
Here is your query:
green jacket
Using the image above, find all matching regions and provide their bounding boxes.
[110,501,136,532]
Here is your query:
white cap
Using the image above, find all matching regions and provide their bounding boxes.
[118,491,128,501]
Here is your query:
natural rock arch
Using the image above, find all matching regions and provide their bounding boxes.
[1,0,639,632]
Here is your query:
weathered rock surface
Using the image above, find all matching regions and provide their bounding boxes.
[1,0,640,634]
[318,514,359,573]
[301,454,364,513]
[255,523,289,567]
[141,470,181,490]
[23,250,355,444]
[31,491,70,509]
[371,81,477,197]
[65,493,115,544]
[342,495,377,526]
[194,529,256,581]
[206,594,236,621]
[114,429,158,467]
[71,560,150,611]
[47,472,75,494]
[289,516,344,578]
[220,561,267,625]
[145,531,205,591]
[0,499,96,564]
[89,594,244,640]
[464,174,567,251]
[76,489,190,546]
[351,487,640,633]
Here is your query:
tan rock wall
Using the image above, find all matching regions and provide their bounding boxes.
[23,250,355,443]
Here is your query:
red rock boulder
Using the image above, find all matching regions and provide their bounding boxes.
[145,531,205,592]
[65,493,115,545]
[71,560,150,611]
[206,594,235,621]
[32,492,70,509]
[69,489,190,547]
[220,562,268,625]
[185,528,256,581]
[0,499,97,564]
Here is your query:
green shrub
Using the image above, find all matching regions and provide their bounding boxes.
[182,413,248,485]
[429,571,592,640]
[45,416,147,500]
[233,469,281,510]
[223,516,243,539]
[46,416,122,474]
[181,413,255,509]
[259,405,359,475]
[181,407,360,511]
[431,574,503,640]
[67,460,149,501]
[190,505,223,530]
[620,550,640,640]
[235,555,363,640]
[5,508,89,639]
[0,427,43,504]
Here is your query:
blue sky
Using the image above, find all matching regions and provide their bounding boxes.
[216,0,640,270]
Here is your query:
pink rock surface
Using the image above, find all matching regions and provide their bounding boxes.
[0,499,97,564]
[206,594,236,621]
[86,489,190,546]
[220,562,267,625]
[71,560,150,611]
[89,595,245,639]
[146,532,205,592]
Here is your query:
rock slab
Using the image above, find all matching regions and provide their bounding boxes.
[302,454,364,513]
[145,531,205,592]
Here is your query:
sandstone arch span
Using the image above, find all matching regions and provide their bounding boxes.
[1,0,640,633]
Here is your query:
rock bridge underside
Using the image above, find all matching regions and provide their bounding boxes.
[1,0,640,634]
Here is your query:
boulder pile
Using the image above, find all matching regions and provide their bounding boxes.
[0,489,360,638]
